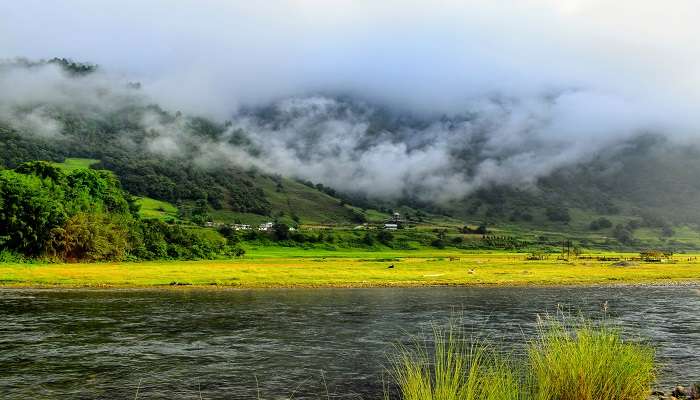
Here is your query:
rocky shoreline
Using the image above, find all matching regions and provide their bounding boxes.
[650,384,700,399]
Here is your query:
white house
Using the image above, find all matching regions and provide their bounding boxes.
[232,224,251,231]
[383,223,398,230]
[258,222,275,231]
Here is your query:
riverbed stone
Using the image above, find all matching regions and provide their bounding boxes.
[690,383,700,399]
[673,386,688,398]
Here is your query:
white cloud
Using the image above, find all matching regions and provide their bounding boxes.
[1,1,699,201]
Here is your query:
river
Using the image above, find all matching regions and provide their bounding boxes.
[1,286,698,399]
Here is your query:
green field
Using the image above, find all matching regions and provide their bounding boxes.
[50,157,100,171]
[135,196,179,220]
[2,251,699,288]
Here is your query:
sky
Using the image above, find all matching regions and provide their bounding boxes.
[1,1,699,200]
[2,1,699,117]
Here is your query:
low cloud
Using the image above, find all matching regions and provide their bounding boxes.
[1,1,699,201]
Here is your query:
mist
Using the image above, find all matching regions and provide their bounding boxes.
[1,1,699,201]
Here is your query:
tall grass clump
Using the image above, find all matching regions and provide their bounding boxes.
[387,320,522,400]
[527,315,656,400]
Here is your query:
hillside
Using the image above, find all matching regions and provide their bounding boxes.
[5,107,700,251]
[3,59,700,251]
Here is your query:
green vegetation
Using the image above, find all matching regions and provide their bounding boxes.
[135,196,178,220]
[390,320,520,400]
[387,316,655,400]
[4,61,700,256]
[6,158,700,266]
[50,157,99,171]
[5,80,700,252]
[0,161,242,262]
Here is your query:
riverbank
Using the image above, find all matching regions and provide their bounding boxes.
[2,252,700,288]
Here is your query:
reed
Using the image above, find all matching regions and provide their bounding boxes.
[388,320,522,400]
[527,315,656,400]
[387,315,656,400]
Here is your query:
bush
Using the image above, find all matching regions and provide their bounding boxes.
[0,249,25,263]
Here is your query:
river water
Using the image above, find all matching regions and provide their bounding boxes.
[1,286,698,399]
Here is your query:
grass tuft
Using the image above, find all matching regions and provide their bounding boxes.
[387,315,656,400]
[527,314,655,400]
[388,320,521,400]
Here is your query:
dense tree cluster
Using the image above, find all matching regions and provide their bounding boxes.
[0,162,243,261]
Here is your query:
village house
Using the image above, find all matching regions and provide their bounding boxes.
[258,222,274,231]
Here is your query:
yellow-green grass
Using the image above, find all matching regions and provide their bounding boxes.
[1,252,700,288]
[50,157,100,171]
[388,315,655,400]
[528,317,655,400]
[135,196,178,220]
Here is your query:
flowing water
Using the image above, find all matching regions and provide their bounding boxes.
[1,286,699,399]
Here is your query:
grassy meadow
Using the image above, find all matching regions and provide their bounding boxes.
[1,251,699,288]
[50,157,100,171]
[134,196,179,220]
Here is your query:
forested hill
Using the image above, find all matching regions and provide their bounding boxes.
[4,58,700,252]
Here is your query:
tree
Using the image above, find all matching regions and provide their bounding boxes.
[0,170,68,255]
[431,238,446,249]
[350,208,367,223]
[46,212,130,261]
[362,232,374,246]
[273,223,290,241]
[546,207,571,223]
[613,224,634,245]
[589,217,612,230]
[661,226,674,237]
[377,230,394,245]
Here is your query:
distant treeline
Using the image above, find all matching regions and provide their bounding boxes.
[0,162,243,262]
